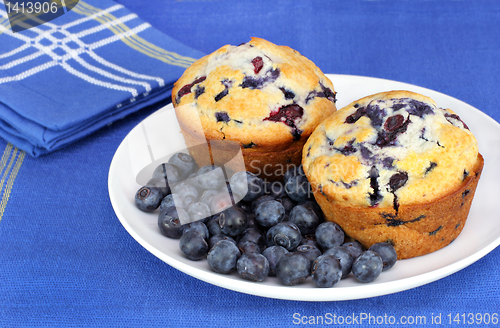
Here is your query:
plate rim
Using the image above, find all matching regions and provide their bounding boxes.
[108,74,500,301]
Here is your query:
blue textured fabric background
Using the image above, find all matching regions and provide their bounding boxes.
[1,0,499,327]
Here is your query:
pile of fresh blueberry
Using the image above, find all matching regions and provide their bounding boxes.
[134,152,398,287]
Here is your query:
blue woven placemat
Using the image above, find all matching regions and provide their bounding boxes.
[1,0,499,327]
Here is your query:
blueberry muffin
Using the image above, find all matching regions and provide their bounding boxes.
[303,90,483,259]
[172,37,336,180]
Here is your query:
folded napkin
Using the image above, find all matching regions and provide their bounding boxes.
[0,0,204,156]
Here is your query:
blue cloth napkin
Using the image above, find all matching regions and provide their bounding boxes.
[0,0,204,157]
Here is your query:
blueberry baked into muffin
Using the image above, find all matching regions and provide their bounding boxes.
[172,37,336,180]
[303,90,483,259]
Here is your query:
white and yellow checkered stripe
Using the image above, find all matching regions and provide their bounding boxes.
[0,144,25,222]
[73,1,197,68]
[0,0,197,68]
[0,0,197,97]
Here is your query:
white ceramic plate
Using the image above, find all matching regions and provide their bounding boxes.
[108,74,500,301]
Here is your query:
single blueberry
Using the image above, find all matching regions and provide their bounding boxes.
[295,245,322,265]
[315,222,345,250]
[341,241,365,260]
[237,227,266,251]
[152,163,183,185]
[289,204,320,235]
[206,216,223,236]
[157,207,185,239]
[199,189,219,207]
[207,239,241,274]
[275,195,296,215]
[229,171,265,203]
[299,200,324,221]
[323,246,354,278]
[238,240,261,254]
[172,181,199,207]
[209,191,233,214]
[369,242,397,271]
[236,253,270,282]
[250,194,275,214]
[384,114,405,132]
[352,250,383,283]
[195,165,226,190]
[275,253,310,286]
[285,174,312,203]
[375,116,411,147]
[266,221,302,251]
[311,254,342,288]
[187,202,212,223]
[254,200,285,227]
[135,186,164,212]
[218,206,248,237]
[183,221,209,240]
[262,245,289,276]
[179,230,209,261]
[168,152,198,179]
[209,234,237,250]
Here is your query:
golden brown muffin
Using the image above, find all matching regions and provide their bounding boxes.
[172,37,336,180]
[303,90,483,259]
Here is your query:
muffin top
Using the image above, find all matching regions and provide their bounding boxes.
[303,90,479,209]
[172,37,336,151]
